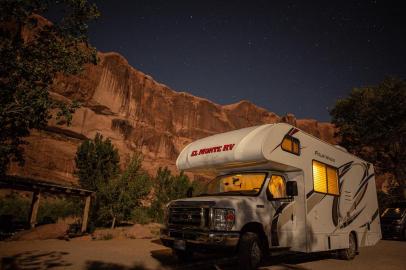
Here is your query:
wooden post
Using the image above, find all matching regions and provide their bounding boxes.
[81,195,91,233]
[29,191,41,228]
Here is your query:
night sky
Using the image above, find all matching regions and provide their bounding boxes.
[87,0,406,121]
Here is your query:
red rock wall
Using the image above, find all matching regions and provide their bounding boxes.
[10,52,337,184]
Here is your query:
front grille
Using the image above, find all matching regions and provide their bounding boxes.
[169,207,203,227]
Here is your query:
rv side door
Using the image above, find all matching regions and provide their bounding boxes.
[266,173,297,247]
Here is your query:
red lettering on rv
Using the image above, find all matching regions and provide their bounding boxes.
[223,144,235,151]
[190,144,235,157]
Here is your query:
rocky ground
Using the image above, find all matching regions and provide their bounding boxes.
[0,238,405,270]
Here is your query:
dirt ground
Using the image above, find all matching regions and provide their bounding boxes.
[0,238,405,270]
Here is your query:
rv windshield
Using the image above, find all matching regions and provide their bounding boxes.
[203,172,267,196]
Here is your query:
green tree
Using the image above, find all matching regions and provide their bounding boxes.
[330,77,406,195]
[149,167,195,222]
[0,0,99,175]
[75,133,120,191]
[75,133,120,228]
[98,153,151,228]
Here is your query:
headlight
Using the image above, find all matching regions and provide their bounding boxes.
[212,208,235,231]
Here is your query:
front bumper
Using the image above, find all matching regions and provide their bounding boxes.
[160,228,240,251]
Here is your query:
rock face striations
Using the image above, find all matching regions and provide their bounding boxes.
[9,52,337,185]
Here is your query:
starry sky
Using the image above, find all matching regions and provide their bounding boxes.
[87,0,406,122]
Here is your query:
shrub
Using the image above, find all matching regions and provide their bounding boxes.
[0,193,83,226]
[149,167,198,223]
[75,133,120,191]
[131,207,151,225]
[38,197,83,224]
[97,153,151,228]
[0,192,30,222]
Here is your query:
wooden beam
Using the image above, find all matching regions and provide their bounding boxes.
[29,191,41,228]
[81,195,91,233]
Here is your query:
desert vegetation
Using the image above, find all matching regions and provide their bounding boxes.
[0,193,82,225]
[330,76,406,205]
[0,0,99,176]
[74,133,204,229]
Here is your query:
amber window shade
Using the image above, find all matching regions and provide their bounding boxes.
[313,160,327,193]
[281,135,300,155]
[218,173,266,192]
[281,137,293,152]
[268,175,287,198]
[293,140,299,154]
[327,167,339,195]
[312,160,340,195]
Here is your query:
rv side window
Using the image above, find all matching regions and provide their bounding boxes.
[312,160,339,195]
[281,135,300,155]
[268,175,287,199]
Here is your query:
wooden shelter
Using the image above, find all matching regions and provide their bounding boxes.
[0,175,94,233]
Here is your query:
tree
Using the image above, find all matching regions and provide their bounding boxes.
[149,167,195,222]
[75,133,120,191]
[330,77,406,195]
[0,0,99,175]
[98,153,151,228]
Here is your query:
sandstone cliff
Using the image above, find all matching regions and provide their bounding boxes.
[9,52,337,185]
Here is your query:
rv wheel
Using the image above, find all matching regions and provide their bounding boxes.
[339,233,357,260]
[238,232,262,270]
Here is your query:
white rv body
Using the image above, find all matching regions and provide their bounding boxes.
[162,123,381,255]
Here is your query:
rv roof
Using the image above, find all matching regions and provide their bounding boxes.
[176,123,367,173]
[176,123,282,172]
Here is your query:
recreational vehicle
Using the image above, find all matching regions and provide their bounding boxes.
[160,123,381,269]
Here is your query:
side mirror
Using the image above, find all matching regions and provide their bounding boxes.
[286,181,298,197]
[186,187,194,198]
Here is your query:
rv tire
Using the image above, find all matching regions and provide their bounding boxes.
[339,232,357,260]
[238,232,262,270]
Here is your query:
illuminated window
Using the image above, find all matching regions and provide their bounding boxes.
[268,175,287,199]
[213,173,266,194]
[281,135,300,155]
[312,160,339,195]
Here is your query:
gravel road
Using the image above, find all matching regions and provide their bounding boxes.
[0,238,405,270]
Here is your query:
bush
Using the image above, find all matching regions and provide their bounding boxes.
[149,167,198,223]
[75,133,120,191]
[131,207,151,225]
[97,153,152,228]
[0,192,30,222]
[38,197,83,224]
[0,193,83,227]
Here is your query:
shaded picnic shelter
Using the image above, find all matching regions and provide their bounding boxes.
[0,175,94,233]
